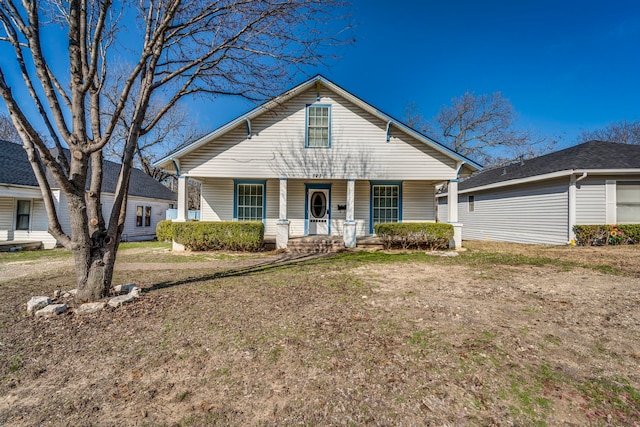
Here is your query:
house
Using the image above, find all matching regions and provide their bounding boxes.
[437,140,640,245]
[0,139,177,249]
[154,75,481,250]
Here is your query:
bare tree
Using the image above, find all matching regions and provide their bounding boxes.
[578,119,640,145]
[0,0,351,302]
[406,92,555,166]
[0,112,21,143]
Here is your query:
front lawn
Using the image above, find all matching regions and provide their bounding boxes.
[1,242,639,426]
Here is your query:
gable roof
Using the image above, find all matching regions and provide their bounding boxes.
[457,140,640,192]
[0,139,176,201]
[0,139,41,187]
[154,74,482,172]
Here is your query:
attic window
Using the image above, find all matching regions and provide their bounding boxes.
[306,105,331,148]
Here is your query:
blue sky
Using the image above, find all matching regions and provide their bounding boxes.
[194,0,640,149]
[2,1,639,152]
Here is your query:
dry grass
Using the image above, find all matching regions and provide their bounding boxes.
[1,242,639,426]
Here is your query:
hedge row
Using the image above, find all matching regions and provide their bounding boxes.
[573,224,640,246]
[374,222,453,250]
[156,220,264,251]
[156,220,174,242]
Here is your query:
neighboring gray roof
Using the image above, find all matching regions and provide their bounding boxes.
[459,140,640,191]
[0,139,40,187]
[0,139,176,201]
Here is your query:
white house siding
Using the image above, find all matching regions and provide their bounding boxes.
[459,179,569,245]
[179,86,458,182]
[201,178,369,237]
[437,197,448,223]
[200,178,437,237]
[0,197,14,241]
[118,196,171,241]
[403,181,436,222]
[575,177,606,224]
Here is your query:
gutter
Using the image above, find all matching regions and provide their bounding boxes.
[437,168,640,197]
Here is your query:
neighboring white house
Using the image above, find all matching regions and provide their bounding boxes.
[437,141,640,245]
[154,75,481,249]
[0,140,177,249]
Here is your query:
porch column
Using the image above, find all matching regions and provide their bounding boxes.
[344,179,357,248]
[276,178,290,249]
[447,179,462,249]
[172,175,189,251]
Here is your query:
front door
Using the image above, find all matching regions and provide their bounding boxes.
[308,189,329,235]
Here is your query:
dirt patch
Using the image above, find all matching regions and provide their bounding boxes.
[1,246,639,426]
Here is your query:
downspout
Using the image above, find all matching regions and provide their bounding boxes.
[568,172,588,244]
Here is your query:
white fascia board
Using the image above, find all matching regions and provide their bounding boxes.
[573,169,640,175]
[443,168,640,197]
[433,170,577,199]
[0,184,44,198]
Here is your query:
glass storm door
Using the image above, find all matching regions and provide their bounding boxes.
[308,189,329,235]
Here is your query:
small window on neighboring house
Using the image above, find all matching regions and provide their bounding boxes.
[236,182,265,222]
[136,206,143,227]
[136,206,152,227]
[145,207,152,227]
[468,195,475,212]
[616,182,640,223]
[306,105,331,147]
[16,200,31,230]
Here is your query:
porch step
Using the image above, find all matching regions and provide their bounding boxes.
[286,237,345,254]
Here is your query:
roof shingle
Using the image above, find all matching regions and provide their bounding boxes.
[0,140,176,201]
[459,140,640,191]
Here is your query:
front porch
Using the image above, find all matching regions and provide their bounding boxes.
[173,177,464,250]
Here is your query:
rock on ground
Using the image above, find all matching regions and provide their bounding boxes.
[27,296,51,315]
[108,294,136,308]
[76,302,106,315]
[35,304,68,318]
[114,283,137,294]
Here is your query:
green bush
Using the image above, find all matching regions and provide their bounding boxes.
[156,220,174,242]
[171,221,264,251]
[573,224,640,246]
[374,222,453,250]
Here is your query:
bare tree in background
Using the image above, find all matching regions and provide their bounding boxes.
[578,119,640,145]
[406,92,555,166]
[0,112,21,143]
[0,0,351,302]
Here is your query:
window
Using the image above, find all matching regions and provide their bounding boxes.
[136,206,152,227]
[616,182,640,224]
[371,183,401,231]
[235,182,265,222]
[16,200,31,230]
[306,105,331,147]
[468,195,475,212]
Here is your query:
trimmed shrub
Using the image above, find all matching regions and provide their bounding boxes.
[374,222,453,250]
[171,221,264,251]
[573,224,640,246]
[156,220,174,242]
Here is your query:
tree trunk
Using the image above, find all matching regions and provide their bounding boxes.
[74,249,115,302]
[66,187,120,303]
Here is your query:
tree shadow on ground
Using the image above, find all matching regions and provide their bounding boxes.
[143,251,342,293]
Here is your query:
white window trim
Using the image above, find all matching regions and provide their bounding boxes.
[15,199,32,231]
